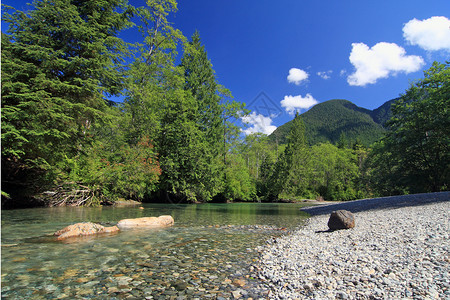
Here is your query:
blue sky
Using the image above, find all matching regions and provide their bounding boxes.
[3,0,450,134]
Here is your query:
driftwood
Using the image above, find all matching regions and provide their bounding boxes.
[38,183,108,207]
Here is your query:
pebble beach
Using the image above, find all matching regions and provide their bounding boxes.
[254,192,450,299]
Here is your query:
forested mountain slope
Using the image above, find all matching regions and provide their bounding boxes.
[269,99,395,146]
[371,98,397,126]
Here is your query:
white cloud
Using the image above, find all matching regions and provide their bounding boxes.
[287,68,309,85]
[317,70,332,79]
[241,112,277,135]
[280,94,318,115]
[403,16,450,51]
[347,42,425,86]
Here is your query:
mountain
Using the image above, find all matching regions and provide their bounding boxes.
[370,98,397,126]
[269,99,396,147]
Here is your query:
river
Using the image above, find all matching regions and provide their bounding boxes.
[1,202,311,299]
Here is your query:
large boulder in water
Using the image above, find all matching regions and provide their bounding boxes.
[328,210,355,230]
[54,222,119,240]
[117,215,174,229]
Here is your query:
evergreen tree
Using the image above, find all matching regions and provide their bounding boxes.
[181,31,223,149]
[337,132,348,149]
[157,81,207,202]
[178,31,225,200]
[1,0,134,200]
[271,113,311,199]
[122,0,204,202]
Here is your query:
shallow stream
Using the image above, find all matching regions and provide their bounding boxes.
[1,203,311,299]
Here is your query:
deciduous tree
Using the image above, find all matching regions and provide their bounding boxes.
[367,61,449,194]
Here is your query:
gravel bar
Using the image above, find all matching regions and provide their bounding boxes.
[301,192,450,216]
[255,192,450,299]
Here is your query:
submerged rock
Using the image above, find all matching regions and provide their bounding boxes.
[328,210,355,230]
[54,222,119,240]
[113,200,142,207]
[117,215,174,229]
[171,280,188,291]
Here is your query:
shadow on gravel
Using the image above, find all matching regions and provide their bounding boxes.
[301,192,450,216]
[315,229,335,233]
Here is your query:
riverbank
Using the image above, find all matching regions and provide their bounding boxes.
[254,192,449,299]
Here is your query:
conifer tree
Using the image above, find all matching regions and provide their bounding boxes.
[1,0,133,198]
[271,112,311,198]
[178,31,225,200]
[181,31,223,148]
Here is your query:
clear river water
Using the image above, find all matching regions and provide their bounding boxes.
[1,203,311,299]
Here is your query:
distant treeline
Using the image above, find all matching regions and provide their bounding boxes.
[1,0,448,208]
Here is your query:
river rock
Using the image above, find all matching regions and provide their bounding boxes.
[117,215,174,229]
[327,210,355,230]
[171,280,188,291]
[113,199,142,207]
[54,222,119,240]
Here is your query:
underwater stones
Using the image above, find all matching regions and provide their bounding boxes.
[172,280,188,291]
[3,224,277,300]
[54,222,119,240]
[117,215,174,229]
[232,278,246,287]
[113,199,142,207]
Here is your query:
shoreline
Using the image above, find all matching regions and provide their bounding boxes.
[254,192,449,299]
[300,191,450,215]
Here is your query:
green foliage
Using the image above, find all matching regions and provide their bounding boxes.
[1,0,134,201]
[371,98,397,126]
[241,133,275,179]
[367,61,449,195]
[259,113,368,201]
[270,99,390,147]
[364,141,408,196]
[123,0,184,144]
[7,0,437,207]
[170,31,226,201]
[223,154,256,201]
[268,113,312,199]
[257,154,278,200]
[218,98,250,199]
[231,133,278,201]
[181,30,223,147]
[123,18,245,203]
[309,143,365,200]
[157,85,207,201]
[78,136,161,201]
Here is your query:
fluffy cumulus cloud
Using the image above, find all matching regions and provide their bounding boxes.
[280,94,318,115]
[241,112,277,135]
[347,42,425,86]
[403,16,450,52]
[287,68,309,85]
[317,70,332,79]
